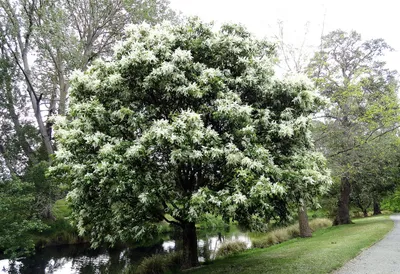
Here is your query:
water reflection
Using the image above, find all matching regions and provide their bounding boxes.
[0,230,251,274]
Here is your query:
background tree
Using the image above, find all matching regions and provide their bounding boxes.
[349,134,400,216]
[52,19,331,268]
[273,20,326,237]
[0,177,48,259]
[0,0,179,258]
[0,0,178,217]
[308,30,400,225]
[0,0,178,163]
[0,37,40,175]
[274,20,314,75]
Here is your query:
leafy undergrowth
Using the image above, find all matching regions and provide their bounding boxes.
[33,199,85,247]
[188,215,393,274]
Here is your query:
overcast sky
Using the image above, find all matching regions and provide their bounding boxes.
[169,0,400,72]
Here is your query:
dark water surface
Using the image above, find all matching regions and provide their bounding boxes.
[0,229,251,273]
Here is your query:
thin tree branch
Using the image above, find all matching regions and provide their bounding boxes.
[328,124,400,158]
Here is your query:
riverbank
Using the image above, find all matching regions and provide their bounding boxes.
[188,215,393,274]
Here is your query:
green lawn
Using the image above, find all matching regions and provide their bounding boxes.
[188,215,393,274]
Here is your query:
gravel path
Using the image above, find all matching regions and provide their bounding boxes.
[334,214,400,274]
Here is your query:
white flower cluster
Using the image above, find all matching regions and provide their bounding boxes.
[52,18,331,241]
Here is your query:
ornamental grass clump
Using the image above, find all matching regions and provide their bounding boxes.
[215,240,248,258]
[271,228,290,243]
[134,252,182,274]
[252,218,332,248]
[309,218,332,231]
[285,223,300,238]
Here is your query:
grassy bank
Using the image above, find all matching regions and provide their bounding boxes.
[32,199,86,248]
[189,215,393,274]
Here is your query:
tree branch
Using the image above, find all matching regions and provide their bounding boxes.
[328,124,400,158]
[161,215,183,228]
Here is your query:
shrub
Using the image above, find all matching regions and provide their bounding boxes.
[0,178,48,258]
[134,252,182,274]
[215,240,248,258]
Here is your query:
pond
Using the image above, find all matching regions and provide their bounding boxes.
[0,228,252,274]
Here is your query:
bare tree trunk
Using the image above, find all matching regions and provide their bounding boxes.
[57,52,69,115]
[298,204,312,237]
[20,40,54,157]
[27,85,54,157]
[0,145,16,175]
[363,209,368,217]
[3,0,54,158]
[4,72,36,163]
[181,222,199,269]
[333,175,352,225]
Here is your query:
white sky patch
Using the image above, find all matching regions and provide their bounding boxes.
[170,0,400,72]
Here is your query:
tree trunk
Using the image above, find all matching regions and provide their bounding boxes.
[3,61,36,163]
[373,200,382,215]
[181,222,199,269]
[333,176,352,225]
[15,12,55,158]
[298,204,312,237]
[363,209,368,217]
[57,51,69,116]
[0,145,16,176]
[28,88,54,157]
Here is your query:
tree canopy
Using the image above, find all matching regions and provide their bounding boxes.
[307,30,400,225]
[0,0,179,169]
[52,18,331,268]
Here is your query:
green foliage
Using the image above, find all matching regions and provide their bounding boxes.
[215,240,248,258]
[23,161,60,219]
[35,198,84,247]
[51,199,72,219]
[348,135,400,214]
[308,30,400,224]
[131,252,182,274]
[157,221,173,234]
[197,214,228,230]
[0,178,48,259]
[52,19,330,267]
[382,188,400,212]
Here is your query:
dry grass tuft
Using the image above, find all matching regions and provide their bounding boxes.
[132,252,182,274]
[252,218,332,248]
[309,218,332,231]
[216,240,248,258]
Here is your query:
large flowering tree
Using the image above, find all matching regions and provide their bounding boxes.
[52,18,331,268]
